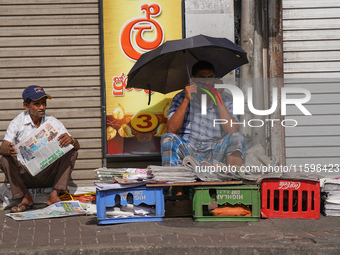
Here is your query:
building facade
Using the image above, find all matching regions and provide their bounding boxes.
[0,0,338,186]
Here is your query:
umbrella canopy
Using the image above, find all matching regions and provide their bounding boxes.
[126,34,248,94]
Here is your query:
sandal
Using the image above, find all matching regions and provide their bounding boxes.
[10,202,34,213]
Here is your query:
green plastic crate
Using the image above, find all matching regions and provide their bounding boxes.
[193,185,260,221]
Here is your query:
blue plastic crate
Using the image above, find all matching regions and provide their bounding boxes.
[96,186,164,224]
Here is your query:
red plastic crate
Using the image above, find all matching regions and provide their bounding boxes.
[261,179,320,219]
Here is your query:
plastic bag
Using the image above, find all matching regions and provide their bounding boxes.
[210,204,252,216]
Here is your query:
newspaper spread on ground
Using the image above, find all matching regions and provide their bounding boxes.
[6,201,86,221]
[14,119,73,176]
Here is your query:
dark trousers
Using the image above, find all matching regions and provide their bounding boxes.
[0,149,78,199]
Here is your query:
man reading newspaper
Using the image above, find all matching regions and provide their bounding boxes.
[0,85,80,212]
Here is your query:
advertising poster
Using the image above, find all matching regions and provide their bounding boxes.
[102,0,183,156]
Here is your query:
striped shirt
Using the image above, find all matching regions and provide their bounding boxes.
[168,90,237,153]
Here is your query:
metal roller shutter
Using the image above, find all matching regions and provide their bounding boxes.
[283,0,340,175]
[0,0,102,186]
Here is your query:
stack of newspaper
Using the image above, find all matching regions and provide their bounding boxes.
[321,178,340,216]
[94,168,153,182]
[147,165,196,183]
[94,168,126,181]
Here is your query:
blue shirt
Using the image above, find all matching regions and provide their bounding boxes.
[168,90,237,153]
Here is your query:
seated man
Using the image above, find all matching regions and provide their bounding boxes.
[161,61,245,169]
[0,85,80,212]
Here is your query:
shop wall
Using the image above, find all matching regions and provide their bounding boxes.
[185,0,234,40]
[0,0,238,186]
[185,0,235,79]
[0,0,102,186]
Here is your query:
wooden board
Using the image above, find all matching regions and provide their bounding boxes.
[283,0,340,9]
[285,147,340,158]
[286,104,340,115]
[284,72,340,79]
[284,115,340,126]
[0,15,99,26]
[282,93,340,104]
[0,77,101,88]
[0,35,100,47]
[286,158,340,166]
[0,56,100,68]
[284,62,340,73]
[284,50,340,62]
[283,8,340,19]
[0,46,100,58]
[0,119,101,132]
[0,66,100,78]
[284,40,340,52]
[0,97,101,110]
[282,0,340,171]
[283,30,340,41]
[0,0,98,4]
[146,181,244,187]
[283,19,340,30]
[0,108,101,120]
[0,87,100,99]
[0,4,99,15]
[0,25,99,37]
[0,0,103,186]
[286,136,340,147]
[285,126,340,136]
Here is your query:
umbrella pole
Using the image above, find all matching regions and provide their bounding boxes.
[148,84,151,105]
[183,50,191,82]
[183,50,197,101]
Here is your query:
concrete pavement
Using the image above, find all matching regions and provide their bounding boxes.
[0,207,340,255]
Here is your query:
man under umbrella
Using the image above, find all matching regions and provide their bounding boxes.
[161,61,246,178]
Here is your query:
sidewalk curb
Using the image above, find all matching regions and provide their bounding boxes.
[1,244,340,255]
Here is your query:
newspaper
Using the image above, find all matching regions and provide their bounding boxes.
[6,201,86,221]
[14,119,73,176]
[321,177,340,192]
[166,156,322,183]
[94,182,145,190]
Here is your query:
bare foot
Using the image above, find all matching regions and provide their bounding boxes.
[46,189,61,205]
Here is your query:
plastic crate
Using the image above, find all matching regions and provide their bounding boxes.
[261,179,320,219]
[193,185,260,221]
[96,186,164,224]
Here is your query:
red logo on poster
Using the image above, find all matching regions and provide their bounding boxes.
[120,3,164,61]
[112,73,153,96]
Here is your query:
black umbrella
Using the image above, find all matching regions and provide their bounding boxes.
[126,34,248,96]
